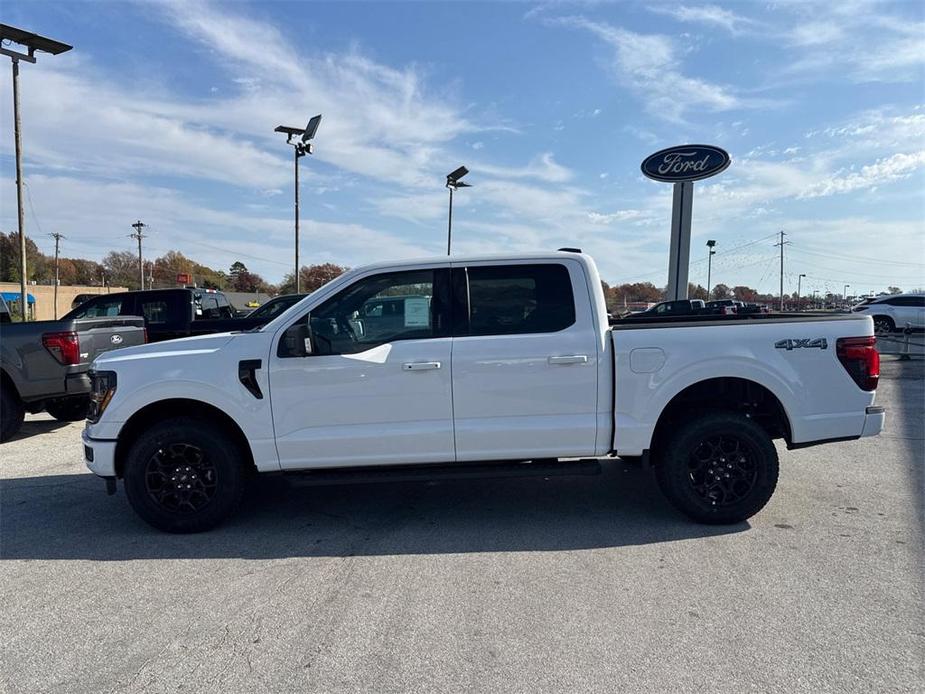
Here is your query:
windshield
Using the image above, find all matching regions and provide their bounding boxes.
[248,295,305,321]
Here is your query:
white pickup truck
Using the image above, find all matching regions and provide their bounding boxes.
[82,251,884,532]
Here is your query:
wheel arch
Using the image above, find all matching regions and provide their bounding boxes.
[649,377,792,460]
[114,398,257,479]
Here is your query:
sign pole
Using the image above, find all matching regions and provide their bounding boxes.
[666,181,693,300]
[640,144,730,304]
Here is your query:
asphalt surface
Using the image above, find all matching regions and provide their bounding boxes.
[2,357,922,693]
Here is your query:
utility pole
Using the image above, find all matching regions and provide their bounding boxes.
[797,273,806,310]
[774,230,790,311]
[130,220,147,290]
[49,232,65,318]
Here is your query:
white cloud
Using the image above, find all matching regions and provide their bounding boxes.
[476,153,574,183]
[798,151,925,198]
[648,4,756,35]
[546,16,748,122]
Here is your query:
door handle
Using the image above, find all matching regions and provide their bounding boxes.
[402,361,442,371]
[548,355,588,365]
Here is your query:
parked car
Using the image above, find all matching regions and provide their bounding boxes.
[82,251,884,533]
[706,299,739,315]
[622,299,707,319]
[0,296,146,441]
[851,293,925,333]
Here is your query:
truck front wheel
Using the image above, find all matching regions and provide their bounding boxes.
[123,417,246,533]
[655,412,779,524]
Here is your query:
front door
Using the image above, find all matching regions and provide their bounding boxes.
[450,261,600,461]
[269,267,454,469]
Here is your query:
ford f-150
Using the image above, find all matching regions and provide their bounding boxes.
[81,251,884,532]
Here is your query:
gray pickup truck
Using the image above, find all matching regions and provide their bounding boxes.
[0,297,146,441]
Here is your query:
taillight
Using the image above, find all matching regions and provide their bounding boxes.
[143,327,148,343]
[42,331,81,365]
[836,336,879,391]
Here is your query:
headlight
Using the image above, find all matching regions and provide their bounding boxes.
[88,370,117,423]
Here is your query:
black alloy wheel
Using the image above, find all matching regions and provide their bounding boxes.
[123,417,246,533]
[655,411,779,524]
[144,442,218,514]
[686,434,759,507]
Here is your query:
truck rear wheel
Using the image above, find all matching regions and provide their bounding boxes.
[1,383,25,442]
[123,417,246,533]
[655,412,778,524]
[45,397,90,422]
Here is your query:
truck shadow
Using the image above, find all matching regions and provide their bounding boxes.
[6,417,71,441]
[0,460,746,561]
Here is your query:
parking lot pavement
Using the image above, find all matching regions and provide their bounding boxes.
[1,358,922,693]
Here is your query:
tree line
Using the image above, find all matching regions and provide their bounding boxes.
[1,231,911,304]
[0,231,346,296]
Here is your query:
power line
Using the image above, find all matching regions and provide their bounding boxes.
[789,245,924,268]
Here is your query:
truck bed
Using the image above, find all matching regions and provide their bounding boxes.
[611,311,860,329]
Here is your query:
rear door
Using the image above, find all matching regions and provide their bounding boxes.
[450,261,599,461]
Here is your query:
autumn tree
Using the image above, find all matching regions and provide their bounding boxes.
[278,263,347,295]
[103,250,142,290]
[688,283,708,300]
[0,232,49,283]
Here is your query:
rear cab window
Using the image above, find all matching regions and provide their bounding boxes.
[460,263,576,336]
[67,296,126,319]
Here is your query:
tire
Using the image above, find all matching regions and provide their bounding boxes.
[1,383,25,443]
[655,412,779,524]
[45,397,90,422]
[123,417,246,533]
[873,316,895,334]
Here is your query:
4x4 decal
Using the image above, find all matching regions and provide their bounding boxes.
[775,338,828,350]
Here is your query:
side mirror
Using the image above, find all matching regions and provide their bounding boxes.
[278,315,314,357]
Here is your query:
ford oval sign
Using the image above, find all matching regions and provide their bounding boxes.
[641,144,731,183]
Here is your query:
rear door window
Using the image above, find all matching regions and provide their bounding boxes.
[462,264,576,336]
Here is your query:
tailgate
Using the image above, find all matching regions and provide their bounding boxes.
[76,317,146,364]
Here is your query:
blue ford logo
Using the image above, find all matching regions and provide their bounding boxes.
[641,144,731,183]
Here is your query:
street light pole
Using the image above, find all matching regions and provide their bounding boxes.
[797,273,806,309]
[12,58,27,318]
[706,239,716,300]
[294,145,300,293]
[276,115,322,294]
[445,166,471,255]
[844,284,850,305]
[1,24,72,320]
[446,186,454,256]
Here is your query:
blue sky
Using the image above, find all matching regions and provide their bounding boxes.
[1,0,923,296]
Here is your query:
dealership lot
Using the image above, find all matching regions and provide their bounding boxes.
[1,358,922,693]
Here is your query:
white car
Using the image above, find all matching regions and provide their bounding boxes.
[82,251,884,532]
[852,293,925,333]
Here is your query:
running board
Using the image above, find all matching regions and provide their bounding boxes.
[284,458,602,486]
